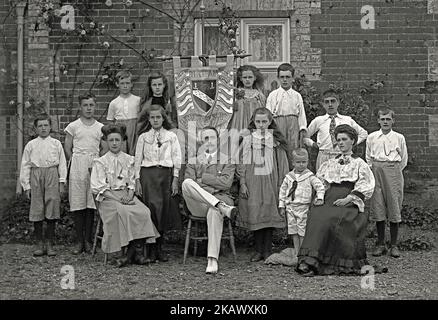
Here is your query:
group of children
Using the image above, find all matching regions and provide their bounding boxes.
[20,61,408,267]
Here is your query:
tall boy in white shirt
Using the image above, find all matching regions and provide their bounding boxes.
[366,107,408,258]
[304,89,368,171]
[266,63,307,168]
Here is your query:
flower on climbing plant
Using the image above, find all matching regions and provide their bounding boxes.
[103,41,110,49]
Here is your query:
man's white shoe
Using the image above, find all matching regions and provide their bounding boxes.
[205,257,218,274]
[216,202,237,220]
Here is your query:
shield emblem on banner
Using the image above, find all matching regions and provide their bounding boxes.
[192,79,217,113]
[173,55,235,135]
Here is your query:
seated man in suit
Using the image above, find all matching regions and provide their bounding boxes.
[182,126,237,274]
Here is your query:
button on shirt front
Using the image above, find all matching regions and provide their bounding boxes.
[134,128,182,179]
[107,94,141,121]
[265,87,307,131]
[366,129,408,169]
[20,136,68,191]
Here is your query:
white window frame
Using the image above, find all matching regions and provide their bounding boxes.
[240,18,290,69]
[194,18,230,54]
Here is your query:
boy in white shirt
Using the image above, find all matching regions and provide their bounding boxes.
[20,114,67,257]
[107,71,141,155]
[304,89,368,171]
[266,63,307,168]
[278,148,325,254]
[366,107,408,258]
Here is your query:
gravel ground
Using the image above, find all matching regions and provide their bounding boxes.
[1,227,437,300]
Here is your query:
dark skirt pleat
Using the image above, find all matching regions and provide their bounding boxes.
[140,167,181,233]
[298,182,369,275]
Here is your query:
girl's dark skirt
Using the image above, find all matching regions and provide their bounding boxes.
[140,166,181,233]
[297,181,369,275]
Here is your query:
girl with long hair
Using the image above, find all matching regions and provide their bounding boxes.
[237,107,289,262]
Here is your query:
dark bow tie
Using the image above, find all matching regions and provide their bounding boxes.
[287,180,298,200]
[338,155,351,165]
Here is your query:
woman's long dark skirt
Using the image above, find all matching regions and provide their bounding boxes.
[140,166,181,233]
[297,182,369,275]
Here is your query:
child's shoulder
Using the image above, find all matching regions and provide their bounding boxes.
[109,95,121,104]
[268,87,281,96]
[392,130,406,139]
[65,118,81,129]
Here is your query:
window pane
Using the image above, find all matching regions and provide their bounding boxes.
[248,25,283,62]
[203,26,229,56]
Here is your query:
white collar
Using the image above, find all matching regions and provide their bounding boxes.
[36,135,51,141]
[119,93,132,100]
[324,113,340,119]
[377,129,393,137]
[205,150,217,158]
[252,130,273,140]
[149,127,165,135]
[107,151,124,158]
[279,86,294,94]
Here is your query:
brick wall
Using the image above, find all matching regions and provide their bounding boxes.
[46,0,174,135]
[0,1,19,201]
[310,0,438,178]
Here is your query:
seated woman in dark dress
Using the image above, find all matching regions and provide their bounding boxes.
[296,124,375,276]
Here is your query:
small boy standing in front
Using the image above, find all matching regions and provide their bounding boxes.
[266,63,307,168]
[107,71,141,155]
[278,148,325,254]
[20,113,67,256]
[366,107,408,258]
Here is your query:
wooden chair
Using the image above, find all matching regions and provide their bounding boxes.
[91,197,138,265]
[183,211,237,265]
[92,200,108,264]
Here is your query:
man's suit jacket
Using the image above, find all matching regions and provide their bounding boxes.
[184,151,235,205]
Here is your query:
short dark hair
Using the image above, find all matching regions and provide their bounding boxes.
[78,92,96,105]
[201,126,219,138]
[322,89,340,101]
[377,106,395,119]
[277,63,295,77]
[101,123,127,141]
[116,70,132,83]
[33,113,51,127]
[334,124,358,145]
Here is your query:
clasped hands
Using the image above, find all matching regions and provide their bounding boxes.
[135,178,179,197]
[333,195,354,207]
[120,189,135,205]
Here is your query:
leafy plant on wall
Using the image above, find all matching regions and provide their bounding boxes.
[215,0,245,55]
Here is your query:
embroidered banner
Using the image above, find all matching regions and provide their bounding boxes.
[173,55,234,135]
